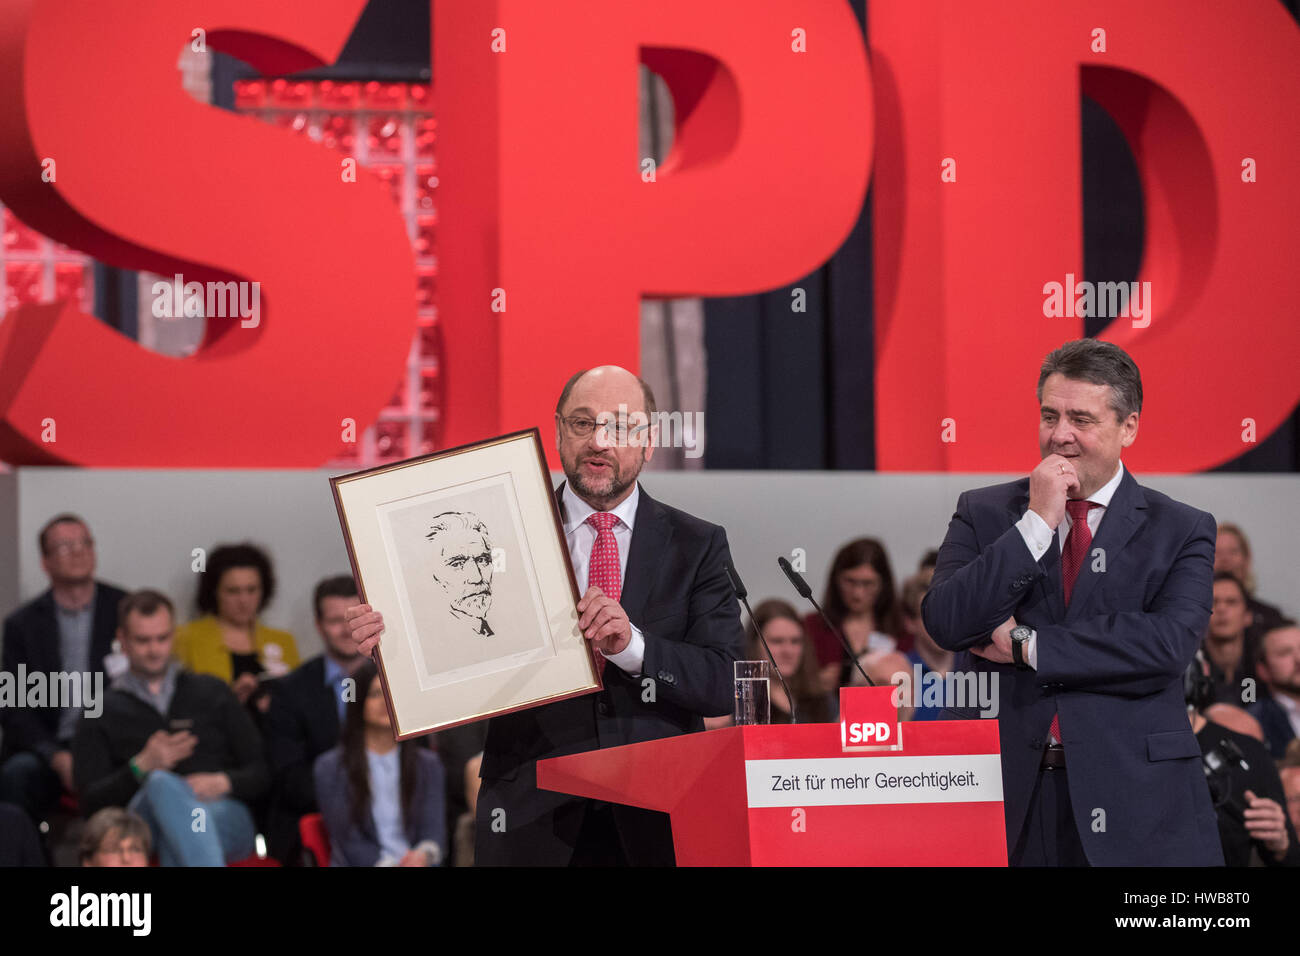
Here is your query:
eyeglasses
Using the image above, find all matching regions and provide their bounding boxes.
[95,841,147,863]
[47,537,94,556]
[557,415,651,443]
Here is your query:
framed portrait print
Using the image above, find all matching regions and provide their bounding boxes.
[331,428,600,738]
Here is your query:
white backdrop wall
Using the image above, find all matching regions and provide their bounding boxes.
[2,468,1296,659]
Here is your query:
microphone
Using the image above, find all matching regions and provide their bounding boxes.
[777,556,875,687]
[723,563,797,723]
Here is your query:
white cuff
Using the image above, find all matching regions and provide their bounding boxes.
[602,622,645,676]
[1026,631,1038,670]
[1016,509,1054,561]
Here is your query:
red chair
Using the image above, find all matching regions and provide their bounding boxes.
[299,812,331,867]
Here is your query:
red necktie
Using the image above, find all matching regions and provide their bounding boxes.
[1051,499,1100,744]
[585,512,621,674]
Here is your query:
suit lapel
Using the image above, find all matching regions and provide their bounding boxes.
[555,481,672,624]
[1065,467,1146,623]
[1007,485,1065,623]
[619,486,671,626]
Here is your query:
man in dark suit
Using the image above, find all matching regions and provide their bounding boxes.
[264,575,363,863]
[0,514,126,822]
[923,339,1223,866]
[349,365,744,865]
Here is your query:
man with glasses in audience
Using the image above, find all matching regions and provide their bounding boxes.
[1,514,126,824]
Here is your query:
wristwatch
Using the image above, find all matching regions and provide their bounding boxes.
[1010,625,1035,670]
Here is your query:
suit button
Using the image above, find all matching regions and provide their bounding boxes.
[1008,584,1019,595]
[1028,736,1043,750]
[597,701,610,716]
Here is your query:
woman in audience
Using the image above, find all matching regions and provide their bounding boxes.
[751,599,837,724]
[173,543,298,711]
[80,807,151,867]
[314,661,445,867]
[1216,523,1288,650]
[806,538,902,692]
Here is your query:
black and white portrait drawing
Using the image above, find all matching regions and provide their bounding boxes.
[378,474,556,689]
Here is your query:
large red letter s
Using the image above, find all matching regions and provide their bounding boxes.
[0,0,416,466]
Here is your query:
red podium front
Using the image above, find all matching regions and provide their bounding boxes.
[537,692,1006,866]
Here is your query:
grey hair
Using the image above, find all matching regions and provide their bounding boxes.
[1036,338,1142,421]
[425,511,490,543]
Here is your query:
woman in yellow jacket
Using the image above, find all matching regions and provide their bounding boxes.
[174,543,299,712]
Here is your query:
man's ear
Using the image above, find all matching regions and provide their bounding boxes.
[1121,413,1139,447]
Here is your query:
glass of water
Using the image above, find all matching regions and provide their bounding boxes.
[734,660,770,725]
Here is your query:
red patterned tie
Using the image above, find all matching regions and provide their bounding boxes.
[1051,499,1100,743]
[585,512,622,675]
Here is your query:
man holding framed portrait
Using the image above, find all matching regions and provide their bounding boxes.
[346,365,745,865]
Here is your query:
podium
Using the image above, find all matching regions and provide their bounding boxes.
[536,688,1007,866]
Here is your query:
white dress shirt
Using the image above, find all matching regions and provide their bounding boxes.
[561,482,645,676]
[1014,460,1125,670]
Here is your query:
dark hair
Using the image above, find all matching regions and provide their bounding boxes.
[1257,620,1300,665]
[196,543,276,616]
[39,513,89,555]
[749,599,826,719]
[918,550,939,572]
[1211,570,1250,605]
[117,589,175,630]
[314,575,360,620]
[80,808,152,864]
[1036,339,1142,422]
[340,660,421,836]
[555,368,658,420]
[821,538,901,638]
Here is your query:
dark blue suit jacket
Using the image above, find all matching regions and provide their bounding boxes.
[1248,694,1298,761]
[474,483,744,866]
[922,468,1224,866]
[1,582,125,762]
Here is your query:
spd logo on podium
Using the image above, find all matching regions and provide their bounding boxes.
[840,685,903,752]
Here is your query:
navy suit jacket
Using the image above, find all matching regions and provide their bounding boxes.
[264,656,342,863]
[1,582,125,762]
[313,746,445,867]
[1248,693,1298,761]
[474,483,744,866]
[922,468,1224,866]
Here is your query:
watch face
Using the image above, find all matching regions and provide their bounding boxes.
[1011,626,1030,643]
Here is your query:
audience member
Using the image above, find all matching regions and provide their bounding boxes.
[0,514,126,822]
[1203,704,1265,742]
[453,754,482,868]
[1202,572,1257,706]
[1216,523,1288,651]
[897,572,953,720]
[0,802,45,866]
[79,807,151,867]
[173,543,299,712]
[430,719,488,866]
[314,661,445,867]
[73,589,269,866]
[1249,623,1300,760]
[750,599,836,723]
[1188,653,1298,866]
[807,538,901,692]
[1280,750,1300,838]
[264,575,364,864]
[851,650,915,719]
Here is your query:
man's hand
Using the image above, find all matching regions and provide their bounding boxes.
[577,587,632,656]
[1028,454,1082,529]
[1243,789,1290,860]
[134,730,197,774]
[49,749,75,794]
[971,616,1016,665]
[346,603,384,656]
[185,772,232,802]
[231,672,259,705]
